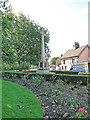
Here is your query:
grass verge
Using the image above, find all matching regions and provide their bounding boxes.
[0,80,2,119]
[2,80,43,118]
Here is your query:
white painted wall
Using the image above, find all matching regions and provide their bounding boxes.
[60,57,78,71]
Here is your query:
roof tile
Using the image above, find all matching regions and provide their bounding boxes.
[61,45,87,59]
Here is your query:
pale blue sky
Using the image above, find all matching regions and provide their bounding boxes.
[8,0,89,60]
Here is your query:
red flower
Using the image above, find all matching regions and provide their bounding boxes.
[79,107,82,111]
[84,110,88,115]
[82,108,84,110]
[79,107,84,111]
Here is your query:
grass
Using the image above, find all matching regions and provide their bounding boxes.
[2,80,43,118]
[0,80,2,119]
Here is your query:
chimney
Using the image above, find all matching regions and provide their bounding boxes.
[73,42,80,50]
[61,54,63,57]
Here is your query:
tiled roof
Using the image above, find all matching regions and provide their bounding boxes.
[61,45,87,59]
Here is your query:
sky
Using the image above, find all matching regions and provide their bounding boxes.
[8,0,89,61]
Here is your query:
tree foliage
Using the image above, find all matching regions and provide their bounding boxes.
[50,57,59,65]
[1,0,51,70]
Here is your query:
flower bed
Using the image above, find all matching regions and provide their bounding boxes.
[2,74,89,119]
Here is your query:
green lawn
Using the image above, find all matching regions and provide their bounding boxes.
[0,80,2,119]
[2,80,43,118]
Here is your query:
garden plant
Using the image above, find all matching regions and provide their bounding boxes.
[2,72,89,119]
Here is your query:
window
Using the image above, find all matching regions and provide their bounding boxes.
[72,59,75,64]
[63,60,65,64]
[65,66,67,70]
[76,60,78,63]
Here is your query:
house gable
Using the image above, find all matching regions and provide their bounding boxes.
[61,45,87,59]
[88,45,90,64]
[60,44,89,71]
[78,45,89,63]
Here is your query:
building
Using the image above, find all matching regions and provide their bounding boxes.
[56,58,61,66]
[56,58,61,70]
[60,42,90,72]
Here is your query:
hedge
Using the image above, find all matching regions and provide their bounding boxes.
[78,72,90,75]
[50,70,79,75]
[3,71,90,85]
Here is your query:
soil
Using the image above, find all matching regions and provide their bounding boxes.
[3,76,89,119]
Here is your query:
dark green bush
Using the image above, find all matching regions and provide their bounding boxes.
[2,62,31,71]
[2,63,11,70]
[17,62,30,71]
[3,71,90,85]
[50,70,79,75]
[23,70,36,73]
[78,72,90,75]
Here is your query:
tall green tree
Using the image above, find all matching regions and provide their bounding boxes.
[50,57,59,65]
[1,0,51,70]
[2,1,17,64]
[14,13,50,65]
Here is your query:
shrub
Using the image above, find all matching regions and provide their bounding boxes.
[30,75,44,83]
[3,71,90,85]
[2,63,11,70]
[2,62,31,71]
[78,72,90,75]
[17,62,30,71]
[50,70,79,75]
[30,75,44,87]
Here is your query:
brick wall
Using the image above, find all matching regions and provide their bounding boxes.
[88,48,90,57]
[88,48,90,63]
[78,46,88,62]
[56,58,61,66]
